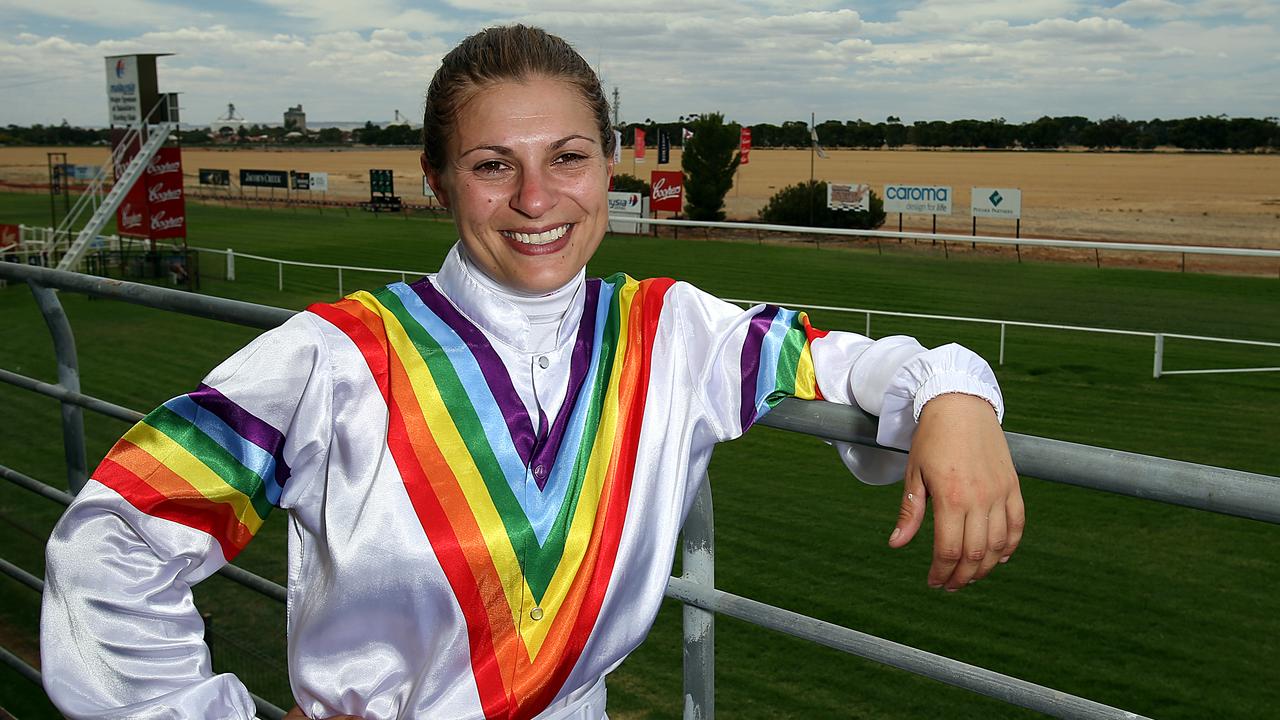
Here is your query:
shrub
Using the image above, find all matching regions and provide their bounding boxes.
[681,112,741,220]
[759,180,886,229]
[611,173,650,195]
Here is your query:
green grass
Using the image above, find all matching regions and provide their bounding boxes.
[1,192,1278,718]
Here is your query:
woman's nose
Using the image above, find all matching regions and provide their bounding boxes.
[510,165,558,217]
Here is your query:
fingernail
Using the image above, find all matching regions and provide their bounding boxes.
[1000,555,1010,564]
[946,587,959,593]
[928,581,942,589]
[889,527,901,543]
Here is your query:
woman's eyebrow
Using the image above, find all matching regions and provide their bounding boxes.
[549,134,596,149]
[460,135,597,159]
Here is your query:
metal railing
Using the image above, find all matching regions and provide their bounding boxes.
[2,262,1279,719]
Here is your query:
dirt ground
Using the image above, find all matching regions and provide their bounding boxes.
[3,145,1278,251]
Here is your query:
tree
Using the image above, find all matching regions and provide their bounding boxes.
[680,112,740,220]
[760,180,885,230]
[611,173,650,194]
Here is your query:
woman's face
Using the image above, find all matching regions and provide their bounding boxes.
[423,77,613,294]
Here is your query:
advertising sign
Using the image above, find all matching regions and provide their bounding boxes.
[198,168,231,186]
[827,183,871,212]
[104,56,141,126]
[634,128,646,163]
[116,181,149,237]
[241,169,289,189]
[291,171,311,191]
[970,187,1022,219]
[0,224,19,250]
[309,172,329,192]
[657,131,670,165]
[145,147,186,239]
[612,130,622,165]
[422,176,435,198]
[607,191,645,234]
[740,127,752,165]
[649,170,683,212]
[883,184,952,215]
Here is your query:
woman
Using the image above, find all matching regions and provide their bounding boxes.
[41,25,1022,720]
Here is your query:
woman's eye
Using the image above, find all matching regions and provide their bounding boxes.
[473,160,509,176]
[554,152,588,165]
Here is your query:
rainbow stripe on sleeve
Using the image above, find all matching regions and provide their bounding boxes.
[92,385,290,562]
[739,305,827,430]
[309,272,672,720]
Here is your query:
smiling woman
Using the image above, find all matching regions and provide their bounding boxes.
[39,24,1022,720]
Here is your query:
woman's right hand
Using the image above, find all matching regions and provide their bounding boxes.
[283,705,363,720]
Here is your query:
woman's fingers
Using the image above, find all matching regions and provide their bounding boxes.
[973,503,1007,582]
[889,468,927,548]
[1003,487,1026,564]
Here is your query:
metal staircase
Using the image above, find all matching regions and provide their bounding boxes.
[53,101,176,271]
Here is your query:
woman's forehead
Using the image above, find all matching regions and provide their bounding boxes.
[452,78,598,148]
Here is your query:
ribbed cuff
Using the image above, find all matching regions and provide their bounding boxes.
[911,371,1004,423]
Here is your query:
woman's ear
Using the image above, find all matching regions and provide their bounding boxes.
[420,152,450,210]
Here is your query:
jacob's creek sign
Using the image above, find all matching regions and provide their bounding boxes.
[240,169,289,189]
[970,187,1022,219]
[884,185,952,215]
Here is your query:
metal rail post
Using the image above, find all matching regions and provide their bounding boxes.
[682,479,715,720]
[1153,334,1164,379]
[27,281,87,493]
[999,323,1006,365]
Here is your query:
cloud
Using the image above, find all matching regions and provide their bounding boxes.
[1023,16,1139,42]
[1103,0,1185,20]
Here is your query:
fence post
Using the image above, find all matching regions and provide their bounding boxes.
[226,249,236,282]
[27,281,88,494]
[277,262,283,292]
[338,267,344,298]
[682,479,715,720]
[1153,334,1164,379]
[999,323,1006,366]
[865,311,872,339]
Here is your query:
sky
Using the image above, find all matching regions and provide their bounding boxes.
[1,1,1277,128]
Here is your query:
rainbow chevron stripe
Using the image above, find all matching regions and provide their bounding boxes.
[739,304,826,430]
[93,385,290,561]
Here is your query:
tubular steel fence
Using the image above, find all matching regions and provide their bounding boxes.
[2,262,1280,719]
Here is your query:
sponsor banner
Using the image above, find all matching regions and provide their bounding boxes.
[199,168,231,186]
[117,182,150,237]
[241,169,289,188]
[105,56,141,126]
[309,172,329,192]
[422,176,435,198]
[971,187,1022,219]
[650,170,683,212]
[612,129,622,165]
[884,184,952,215]
[740,127,752,165]
[634,128,646,162]
[657,131,670,165]
[0,224,19,249]
[827,182,871,212]
[291,171,311,191]
[607,191,645,234]
[146,147,186,239]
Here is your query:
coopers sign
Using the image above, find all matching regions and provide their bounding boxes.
[649,171,683,212]
[971,187,1022,219]
[884,184,952,215]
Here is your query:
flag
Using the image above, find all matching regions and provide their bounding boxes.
[612,129,622,164]
[682,127,694,141]
[811,126,828,159]
[635,128,646,163]
[657,131,670,165]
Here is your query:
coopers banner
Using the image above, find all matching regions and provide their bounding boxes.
[650,170,683,212]
[116,147,186,239]
[0,224,19,249]
[740,127,751,165]
[971,187,1022,219]
[241,169,289,188]
[634,128,646,163]
[884,184,952,215]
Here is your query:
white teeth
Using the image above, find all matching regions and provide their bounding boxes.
[505,224,569,245]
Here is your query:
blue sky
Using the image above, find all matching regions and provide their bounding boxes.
[1,1,1277,127]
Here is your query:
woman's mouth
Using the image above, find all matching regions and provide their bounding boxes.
[501,223,571,246]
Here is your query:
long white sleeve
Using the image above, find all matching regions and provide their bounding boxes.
[40,312,332,719]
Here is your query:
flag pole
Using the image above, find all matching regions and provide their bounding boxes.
[809,111,816,226]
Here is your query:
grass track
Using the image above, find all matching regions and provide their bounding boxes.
[1,193,1278,717]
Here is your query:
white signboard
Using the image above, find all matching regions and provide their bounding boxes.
[607,191,645,234]
[105,56,141,126]
[884,184,952,215]
[309,172,329,192]
[422,176,435,198]
[827,183,870,212]
[971,187,1022,219]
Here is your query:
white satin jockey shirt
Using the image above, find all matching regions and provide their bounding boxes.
[41,244,1003,720]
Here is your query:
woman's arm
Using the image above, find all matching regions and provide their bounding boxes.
[40,313,332,719]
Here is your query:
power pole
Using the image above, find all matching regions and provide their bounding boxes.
[612,87,620,128]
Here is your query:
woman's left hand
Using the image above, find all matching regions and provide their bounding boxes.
[888,393,1024,591]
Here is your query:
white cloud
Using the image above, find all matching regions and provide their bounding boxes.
[1103,0,1185,20]
[1023,16,1139,42]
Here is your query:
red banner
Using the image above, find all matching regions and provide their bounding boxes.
[634,128,646,162]
[650,170,683,213]
[0,224,19,250]
[113,145,186,239]
[145,147,186,239]
[740,127,752,165]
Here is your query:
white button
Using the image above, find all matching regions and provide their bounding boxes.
[530,607,544,621]
[537,355,549,369]
[533,464,546,479]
